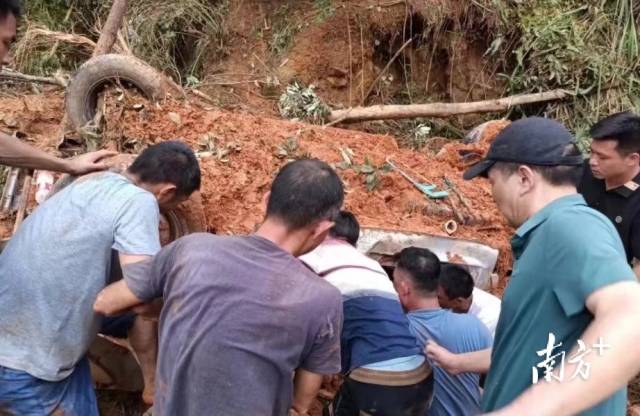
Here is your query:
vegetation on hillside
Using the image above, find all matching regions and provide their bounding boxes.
[12,0,640,145]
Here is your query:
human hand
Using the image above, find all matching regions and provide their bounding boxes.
[288,407,310,416]
[132,299,163,319]
[64,149,117,175]
[425,339,461,375]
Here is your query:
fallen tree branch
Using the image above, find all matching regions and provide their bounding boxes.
[0,69,66,87]
[328,89,572,123]
[13,170,33,234]
[189,88,217,104]
[94,0,129,56]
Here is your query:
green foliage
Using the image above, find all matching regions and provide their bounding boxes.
[489,0,640,132]
[23,0,72,31]
[18,0,229,82]
[334,149,390,192]
[274,135,311,161]
[128,0,229,82]
[313,0,335,23]
[278,82,331,124]
[269,4,302,57]
[16,0,106,75]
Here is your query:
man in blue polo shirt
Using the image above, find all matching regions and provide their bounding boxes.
[427,117,640,416]
[393,250,492,416]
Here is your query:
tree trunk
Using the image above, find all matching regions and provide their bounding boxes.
[327,89,571,123]
[93,0,129,57]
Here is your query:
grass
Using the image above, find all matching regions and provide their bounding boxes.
[366,0,639,144]
[269,4,303,57]
[487,0,640,132]
[15,0,106,75]
[16,0,640,143]
[18,0,229,83]
[313,0,335,23]
[127,0,229,83]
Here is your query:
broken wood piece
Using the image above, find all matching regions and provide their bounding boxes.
[444,176,473,211]
[0,69,66,87]
[13,170,33,234]
[422,201,453,218]
[189,88,217,104]
[447,195,466,224]
[93,0,130,57]
[328,89,571,123]
[1,167,20,213]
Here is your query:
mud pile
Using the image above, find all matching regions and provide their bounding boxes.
[0,92,513,291]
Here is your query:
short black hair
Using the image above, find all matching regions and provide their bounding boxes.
[329,210,360,246]
[267,159,344,229]
[590,111,640,155]
[128,141,201,197]
[396,247,441,294]
[493,144,583,187]
[439,263,474,299]
[0,0,21,20]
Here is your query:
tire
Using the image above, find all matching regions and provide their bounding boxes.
[161,192,206,244]
[65,54,168,132]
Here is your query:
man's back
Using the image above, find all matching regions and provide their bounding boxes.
[301,239,422,372]
[0,172,160,381]
[408,309,492,416]
[125,233,343,416]
[469,287,501,336]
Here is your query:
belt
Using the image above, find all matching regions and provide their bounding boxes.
[348,361,432,387]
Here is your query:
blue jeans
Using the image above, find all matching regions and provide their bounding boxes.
[0,357,98,416]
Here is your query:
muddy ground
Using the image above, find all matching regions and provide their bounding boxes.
[0,89,513,283]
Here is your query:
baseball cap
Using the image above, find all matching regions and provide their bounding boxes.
[463,117,584,180]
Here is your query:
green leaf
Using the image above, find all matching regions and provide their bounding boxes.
[360,165,375,174]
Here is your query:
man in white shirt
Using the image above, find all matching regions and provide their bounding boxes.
[436,264,501,336]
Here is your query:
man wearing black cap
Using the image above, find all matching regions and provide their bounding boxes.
[426,117,640,416]
[578,111,640,276]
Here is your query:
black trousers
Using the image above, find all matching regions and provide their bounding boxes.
[332,372,434,416]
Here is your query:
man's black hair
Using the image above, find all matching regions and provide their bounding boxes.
[266,159,344,230]
[590,111,640,155]
[493,144,583,187]
[439,263,474,299]
[396,247,441,294]
[0,0,21,20]
[329,210,360,246]
[128,141,201,197]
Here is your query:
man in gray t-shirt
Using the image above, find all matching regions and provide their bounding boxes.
[95,159,345,416]
[0,141,200,416]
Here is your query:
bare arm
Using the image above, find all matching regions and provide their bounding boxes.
[633,262,640,281]
[485,281,640,416]
[425,340,491,374]
[291,369,323,415]
[0,131,115,174]
[94,253,150,316]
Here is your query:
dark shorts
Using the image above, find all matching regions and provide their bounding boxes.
[100,313,136,339]
[333,364,434,416]
[0,357,98,416]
